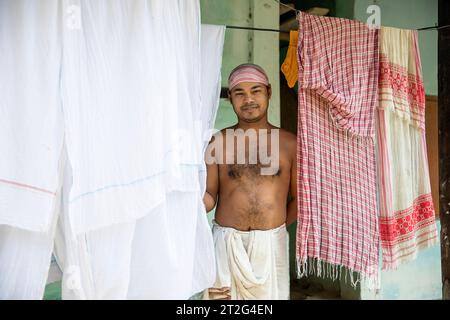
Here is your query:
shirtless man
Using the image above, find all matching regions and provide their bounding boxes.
[203,64,297,300]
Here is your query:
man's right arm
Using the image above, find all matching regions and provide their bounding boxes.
[203,139,219,213]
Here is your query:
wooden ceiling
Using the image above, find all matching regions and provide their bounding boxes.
[279,2,330,41]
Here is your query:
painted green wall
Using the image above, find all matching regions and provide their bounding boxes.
[335,0,355,19]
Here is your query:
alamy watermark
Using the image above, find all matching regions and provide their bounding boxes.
[170,120,280,176]
[366,4,381,29]
[204,128,280,176]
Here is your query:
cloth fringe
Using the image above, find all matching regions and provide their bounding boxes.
[296,256,380,291]
[381,234,439,271]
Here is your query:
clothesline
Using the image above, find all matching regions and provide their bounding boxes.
[227,0,448,33]
[225,24,450,33]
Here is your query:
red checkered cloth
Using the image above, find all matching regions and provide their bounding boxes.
[296,12,380,288]
[376,27,438,270]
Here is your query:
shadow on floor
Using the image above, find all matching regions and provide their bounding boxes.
[290,278,341,300]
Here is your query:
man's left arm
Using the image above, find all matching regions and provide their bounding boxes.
[286,144,298,227]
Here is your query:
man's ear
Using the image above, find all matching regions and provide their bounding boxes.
[267,84,272,99]
[228,90,232,103]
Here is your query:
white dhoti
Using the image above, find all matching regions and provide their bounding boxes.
[205,221,290,300]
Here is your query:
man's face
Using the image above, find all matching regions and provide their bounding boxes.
[229,82,272,123]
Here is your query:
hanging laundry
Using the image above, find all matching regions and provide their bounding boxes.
[1,0,225,300]
[376,26,438,270]
[193,23,226,296]
[127,24,225,299]
[281,30,299,88]
[0,0,64,234]
[61,0,178,235]
[57,10,225,299]
[57,1,224,299]
[0,0,65,299]
[296,12,380,289]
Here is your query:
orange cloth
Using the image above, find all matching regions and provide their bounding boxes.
[281,31,299,88]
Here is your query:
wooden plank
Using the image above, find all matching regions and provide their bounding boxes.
[426,95,440,217]
[439,0,450,301]
[280,71,298,135]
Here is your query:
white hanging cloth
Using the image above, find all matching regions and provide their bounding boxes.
[1,0,225,300]
[0,0,65,299]
[56,22,225,300]
[127,24,225,299]
[0,0,64,233]
[192,23,226,295]
[57,22,225,300]
[61,0,187,235]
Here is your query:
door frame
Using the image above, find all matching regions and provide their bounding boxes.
[438,0,450,301]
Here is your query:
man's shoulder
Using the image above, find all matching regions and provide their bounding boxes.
[220,125,237,134]
[276,128,297,157]
[208,126,236,144]
[277,128,297,142]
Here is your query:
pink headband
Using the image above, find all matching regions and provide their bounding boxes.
[228,64,269,90]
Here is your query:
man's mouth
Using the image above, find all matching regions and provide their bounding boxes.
[242,105,258,111]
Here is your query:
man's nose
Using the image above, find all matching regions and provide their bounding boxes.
[243,93,255,103]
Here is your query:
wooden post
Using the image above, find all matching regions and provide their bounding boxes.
[439,0,450,301]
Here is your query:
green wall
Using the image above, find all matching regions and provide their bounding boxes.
[335,0,355,19]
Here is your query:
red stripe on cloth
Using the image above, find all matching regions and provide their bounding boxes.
[228,66,269,89]
[379,55,426,129]
[376,108,393,219]
[379,193,435,241]
[0,178,56,196]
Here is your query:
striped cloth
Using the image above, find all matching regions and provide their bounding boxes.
[228,63,269,90]
[296,12,380,288]
[376,27,438,270]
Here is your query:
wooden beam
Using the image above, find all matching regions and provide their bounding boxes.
[306,7,330,16]
[439,0,450,301]
[280,17,298,32]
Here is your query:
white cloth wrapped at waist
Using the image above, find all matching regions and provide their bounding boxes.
[205,220,290,300]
